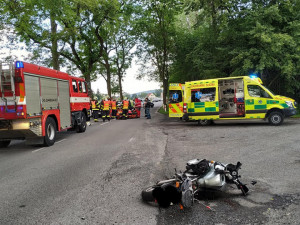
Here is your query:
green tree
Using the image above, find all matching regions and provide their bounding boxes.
[0,0,120,95]
[221,0,300,95]
[136,0,181,105]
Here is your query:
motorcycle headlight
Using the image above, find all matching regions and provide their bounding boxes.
[285,101,293,108]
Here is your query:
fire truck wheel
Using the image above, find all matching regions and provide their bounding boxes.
[0,140,11,148]
[77,112,87,133]
[44,117,57,146]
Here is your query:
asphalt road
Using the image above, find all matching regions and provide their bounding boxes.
[0,104,299,225]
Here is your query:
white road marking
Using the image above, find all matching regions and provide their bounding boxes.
[32,148,45,153]
[101,122,109,126]
[32,139,66,153]
[129,137,135,143]
[56,139,66,144]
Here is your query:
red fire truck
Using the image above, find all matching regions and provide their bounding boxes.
[0,61,91,147]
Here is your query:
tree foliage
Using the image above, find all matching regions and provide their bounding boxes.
[1,0,299,100]
[136,0,182,105]
[170,0,300,99]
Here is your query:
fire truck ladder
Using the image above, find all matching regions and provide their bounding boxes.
[0,62,17,112]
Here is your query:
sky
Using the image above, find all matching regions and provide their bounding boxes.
[91,60,161,95]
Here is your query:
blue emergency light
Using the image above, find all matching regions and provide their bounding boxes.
[15,61,24,69]
[249,74,258,79]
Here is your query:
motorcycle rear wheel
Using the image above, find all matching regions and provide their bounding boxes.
[141,186,156,202]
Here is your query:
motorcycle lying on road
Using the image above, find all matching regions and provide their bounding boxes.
[141,159,249,208]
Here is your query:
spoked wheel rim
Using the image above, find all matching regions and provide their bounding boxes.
[271,114,281,124]
[200,120,209,125]
[47,123,55,140]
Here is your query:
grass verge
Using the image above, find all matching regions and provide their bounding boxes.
[158,106,168,115]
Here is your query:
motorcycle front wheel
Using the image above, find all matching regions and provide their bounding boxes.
[141,186,156,202]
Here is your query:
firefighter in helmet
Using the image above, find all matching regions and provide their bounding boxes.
[122,97,131,119]
[101,96,111,122]
[91,96,100,122]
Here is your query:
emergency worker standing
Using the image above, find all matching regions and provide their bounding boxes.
[122,97,131,119]
[91,97,100,122]
[145,97,151,119]
[111,98,117,119]
[134,97,141,118]
[101,97,111,122]
[129,99,134,110]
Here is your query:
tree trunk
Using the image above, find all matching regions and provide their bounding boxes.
[50,13,59,70]
[163,78,168,106]
[118,73,123,101]
[85,74,92,97]
[105,59,112,98]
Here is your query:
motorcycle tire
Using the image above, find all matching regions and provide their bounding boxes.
[141,186,156,202]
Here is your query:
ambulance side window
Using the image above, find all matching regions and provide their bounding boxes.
[247,85,271,98]
[169,90,182,103]
[191,88,216,102]
[72,80,78,92]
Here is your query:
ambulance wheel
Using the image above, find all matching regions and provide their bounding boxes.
[44,117,56,146]
[268,111,284,126]
[77,112,87,133]
[198,120,212,126]
[0,140,11,148]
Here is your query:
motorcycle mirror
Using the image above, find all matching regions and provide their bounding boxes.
[236,161,242,170]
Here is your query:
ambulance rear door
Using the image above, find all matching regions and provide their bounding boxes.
[169,83,184,117]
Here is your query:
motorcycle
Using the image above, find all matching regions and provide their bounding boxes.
[141,159,249,208]
[116,106,140,119]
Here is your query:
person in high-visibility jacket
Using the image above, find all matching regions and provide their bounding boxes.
[134,97,142,118]
[91,97,100,122]
[111,98,117,119]
[101,97,111,122]
[122,97,131,119]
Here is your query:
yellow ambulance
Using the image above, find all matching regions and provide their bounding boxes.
[182,76,297,125]
[169,83,185,118]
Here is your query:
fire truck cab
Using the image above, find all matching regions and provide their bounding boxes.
[0,61,90,147]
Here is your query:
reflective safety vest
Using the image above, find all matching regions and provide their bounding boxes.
[123,100,129,109]
[91,101,96,109]
[111,101,117,110]
[135,99,141,108]
[103,100,110,110]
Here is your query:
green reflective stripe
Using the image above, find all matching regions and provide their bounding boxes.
[267,100,279,104]
[216,101,219,107]
[281,103,288,108]
[205,107,216,112]
[195,105,205,108]
[188,108,195,113]
[254,105,267,109]
[246,99,254,105]
[194,102,205,106]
